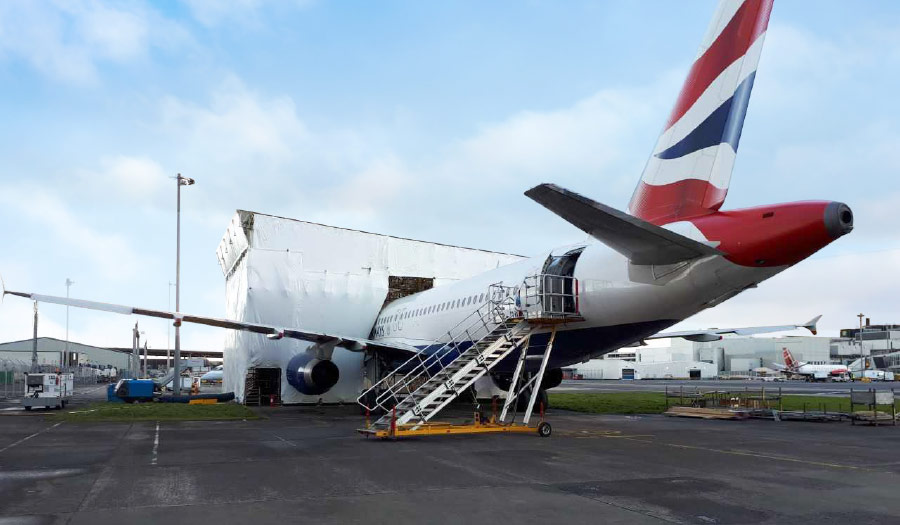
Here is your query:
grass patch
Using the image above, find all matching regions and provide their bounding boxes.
[549,392,668,414]
[549,392,900,415]
[50,402,259,422]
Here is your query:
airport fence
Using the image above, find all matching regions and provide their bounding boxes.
[0,360,116,399]
[0,359,28,399]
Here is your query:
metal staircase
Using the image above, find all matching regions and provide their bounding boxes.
[358,274,582,434]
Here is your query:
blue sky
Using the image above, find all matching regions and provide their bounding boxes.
[0,0,898,353]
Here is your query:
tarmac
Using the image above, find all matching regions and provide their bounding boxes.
[557,379,900,396]
[1,385,900,524]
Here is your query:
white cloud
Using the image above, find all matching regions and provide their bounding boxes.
[0,185,144,281]
[0,1,189,83]
[80,155,169,200]
[159,76,310,167]
[184,0,314,27]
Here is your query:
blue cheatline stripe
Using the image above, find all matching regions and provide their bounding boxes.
[656,72,756,160]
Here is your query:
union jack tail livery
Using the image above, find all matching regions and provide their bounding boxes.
[630,0,774,226]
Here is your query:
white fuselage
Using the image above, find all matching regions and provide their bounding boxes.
[793,364,848,378]
[372,240,784,371]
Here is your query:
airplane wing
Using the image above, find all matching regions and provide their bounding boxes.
[2,287,417,357]
[524,183,722,265]
[646,315,822,342]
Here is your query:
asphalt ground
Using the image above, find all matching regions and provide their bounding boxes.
[2,389,900,524]
[556,379,900,396]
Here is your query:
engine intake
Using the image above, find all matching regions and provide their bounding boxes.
[286,353,340,396]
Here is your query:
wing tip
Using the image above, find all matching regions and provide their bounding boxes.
[803,315,823,335]
[524,182,557,199]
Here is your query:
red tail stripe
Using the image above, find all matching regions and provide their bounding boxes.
[664,0,773,130]
[630,179,727,225]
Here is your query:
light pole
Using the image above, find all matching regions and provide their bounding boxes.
[132,323,144,377]
[857,313,865,374]
[31,301,39,372]
[174,174,194,395]
[167,281,174,372]
[143,341,149,377]
[65,278,74,370]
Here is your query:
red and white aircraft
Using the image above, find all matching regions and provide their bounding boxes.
[773,348,850,381]
[1,0,853,399]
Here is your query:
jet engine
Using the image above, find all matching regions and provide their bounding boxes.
[285,352,340,396]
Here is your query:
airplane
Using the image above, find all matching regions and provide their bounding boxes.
[1,0,853,408]
[773,347,850,381]
[200,365,224,385]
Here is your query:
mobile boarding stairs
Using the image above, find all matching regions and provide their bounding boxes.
[357,274,583,438]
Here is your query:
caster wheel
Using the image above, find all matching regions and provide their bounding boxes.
[537,422,552,438]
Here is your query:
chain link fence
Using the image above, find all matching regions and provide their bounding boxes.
[0,358,29,400]
[0,359,119,400]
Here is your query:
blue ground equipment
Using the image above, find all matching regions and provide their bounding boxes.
[112,379,155,403]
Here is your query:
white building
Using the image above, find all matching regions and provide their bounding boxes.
[580,334,833,377]
[576,358,717,380]
[216,210,525,404]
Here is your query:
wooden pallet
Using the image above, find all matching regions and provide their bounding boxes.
[664,406,748,420]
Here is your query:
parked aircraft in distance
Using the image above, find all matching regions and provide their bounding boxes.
[200,365,224,385]
[2,0,852,407]
[774,348,850,381]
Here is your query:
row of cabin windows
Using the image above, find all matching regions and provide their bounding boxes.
[376,293,487,326]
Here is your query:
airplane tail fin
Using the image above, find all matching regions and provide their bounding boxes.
[782,347,798,369]
[629,0,774,225]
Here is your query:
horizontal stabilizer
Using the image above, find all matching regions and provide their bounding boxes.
[525,183,721,265]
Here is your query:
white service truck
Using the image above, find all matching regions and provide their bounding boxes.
[22,373,73,410]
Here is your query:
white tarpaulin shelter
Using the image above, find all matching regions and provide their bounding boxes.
[216,210,524,404]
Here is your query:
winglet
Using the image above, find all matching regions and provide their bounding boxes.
[0,272,5,304]
[803,315,822,335]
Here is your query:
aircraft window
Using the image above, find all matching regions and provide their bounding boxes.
[479,293,485,302]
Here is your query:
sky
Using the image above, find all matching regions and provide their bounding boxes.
[0,0,898,355]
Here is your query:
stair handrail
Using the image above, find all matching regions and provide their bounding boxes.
[357,284,518,412]
[369,296,513,412]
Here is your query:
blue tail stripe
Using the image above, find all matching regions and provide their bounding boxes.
[656,72,756,160]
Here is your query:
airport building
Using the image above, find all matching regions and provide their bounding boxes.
[0,337,222,373]
[216,210,524,404]
[576,335,831,379]
[573,322,900,379]
[0,337,132,370]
